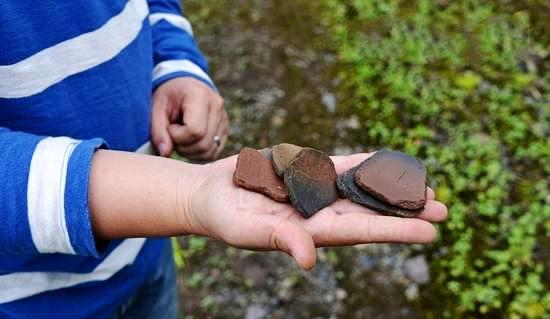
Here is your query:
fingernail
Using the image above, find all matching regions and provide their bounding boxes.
[158,142,168,156]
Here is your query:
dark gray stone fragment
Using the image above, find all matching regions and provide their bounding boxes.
[337,166,422,217]
[284,148,338,218]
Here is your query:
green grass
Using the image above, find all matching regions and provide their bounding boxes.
[321,0,549,317]
[178,0,549,317]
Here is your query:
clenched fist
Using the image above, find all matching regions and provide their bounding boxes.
[151,77,229,160]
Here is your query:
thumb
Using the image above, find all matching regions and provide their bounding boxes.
[271,219,317,270]
[151,94,174,157]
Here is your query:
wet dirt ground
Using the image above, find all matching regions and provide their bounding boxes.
[176,1,435,318]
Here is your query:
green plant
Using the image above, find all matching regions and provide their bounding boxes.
[321,0,549,317]
[172,236,208,269]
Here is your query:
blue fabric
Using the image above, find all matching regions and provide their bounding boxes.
[65,138,109,257]
[111,240,178,319]
[0,2,124,65]
[151,20,209,73]
[149,0,214,90]
[0,239,168,319]
[153,71,217,92]
[0,129,41,255]
[0,0,212,317]
[0,26,154,151]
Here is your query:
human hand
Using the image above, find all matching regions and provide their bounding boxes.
[180,152,448,270]
[151,77,229,160]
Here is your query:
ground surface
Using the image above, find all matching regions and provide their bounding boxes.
[174,1,549,318]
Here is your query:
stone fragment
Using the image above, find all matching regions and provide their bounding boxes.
[284,148,338,218]
[259,147,272,161]
[271,143,303,177]
[245,304,268,319]
[403,255,430,284]
[336,166,422,217]
[233,147,288,202]
[354,150,427,210]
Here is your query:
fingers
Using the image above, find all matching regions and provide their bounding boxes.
[227,214,317,270]
[269,218,317,270]
[304,209,437,247]
[168,89,210,146]
[203,119,229,160]
[213,127,229,159]
[420,200,447,222]
[211,153,238,170]
[213,111,230,158]
[331,152,375,174]
[177,104,228,160]
[427,187,435,200]
[172,93,228,161]
[150,93,174,157]
[329,198,447,222]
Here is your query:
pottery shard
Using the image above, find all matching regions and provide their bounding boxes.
[337,166,422,218]
[259,147,273,161]
[354,150,427,210]
[284,148,338,218]
[233,147,289,202]
[271,143,303,177]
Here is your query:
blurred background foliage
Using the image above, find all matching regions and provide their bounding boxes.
[175,0,549,318]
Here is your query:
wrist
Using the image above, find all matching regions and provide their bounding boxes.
[175,162,209,236]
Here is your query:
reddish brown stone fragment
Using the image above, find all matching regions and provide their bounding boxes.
[233,147,289,202]
[354,150,427,210]
[284,148,338,218]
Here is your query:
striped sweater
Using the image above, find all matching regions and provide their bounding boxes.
[0,1,213,318]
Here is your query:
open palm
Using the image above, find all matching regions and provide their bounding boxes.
[188,152,448,269]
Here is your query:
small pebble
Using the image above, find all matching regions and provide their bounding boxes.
[403,255,430,285]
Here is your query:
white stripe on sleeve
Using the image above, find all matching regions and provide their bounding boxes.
[149,13,194,36]
[0,0,149,99]
[0,238,146,303]
[27,137,81,254]
[153,59,214,87]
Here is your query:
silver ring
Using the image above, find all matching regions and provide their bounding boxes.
[213,135,221,146]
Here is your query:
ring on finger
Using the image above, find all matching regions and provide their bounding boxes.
[213,135,221,146]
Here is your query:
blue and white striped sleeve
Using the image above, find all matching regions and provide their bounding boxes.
[0,127,107,257]
[148,0,216,91]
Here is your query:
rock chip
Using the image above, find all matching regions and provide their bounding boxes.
[271,143,303,177]
[233,147,288,202]
[245,304,268,319]
[354,150,427,210]
[259,147,272,161]
[336,166,422,217]
[284,148,338,218]
[403,255,430,284]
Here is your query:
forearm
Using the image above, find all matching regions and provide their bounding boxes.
[88,150,198,240]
